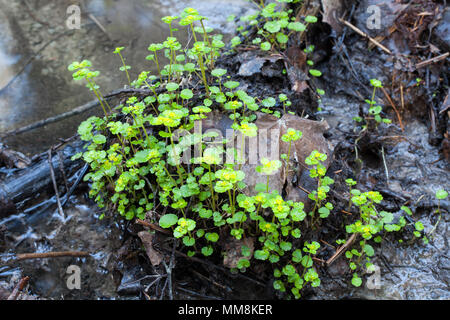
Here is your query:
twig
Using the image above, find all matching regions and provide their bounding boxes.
[57,150,69,194]
[172,249,266,287]
[176,287,222,300]
[381,146,389,182]
[415,52,449,69]
[339,18,392,54]
[48,149,64,218]
[61,163,89,208]
[15,251,89,261]
[191,269,229,291]
[87,13,111,40]
[7,276,30,300]
[136,219,171,235]
[326,233,357,266]
[162,239,177,300]
[0,88,152,138]
[297,185,311,194]
[381,87,404,131]
[23,1,50,27]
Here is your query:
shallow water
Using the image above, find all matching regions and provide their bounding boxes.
[0,0,254,155]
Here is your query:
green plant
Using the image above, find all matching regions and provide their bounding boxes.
[353,79,391,130]
[429,189,448,237]
[69,5,428,299]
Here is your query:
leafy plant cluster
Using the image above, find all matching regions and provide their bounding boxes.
[69,4,436,299]
[353,78,392,131]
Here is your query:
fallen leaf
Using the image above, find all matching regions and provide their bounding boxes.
[321,0,345,33]
[240,113,333,205]
[138,231,163,266]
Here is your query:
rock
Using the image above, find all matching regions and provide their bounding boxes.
[354,0,408,37]
[117,268,142,296]
[434,7,450,51]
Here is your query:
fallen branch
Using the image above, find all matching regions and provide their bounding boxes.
[0,88,152,139]
[326,233,357,266]
[339,18,392,55]
[15,251,89,261]
[136,219,172,235]
[416,52,449,69]
[48,149,65,218]
[381,87,404,131]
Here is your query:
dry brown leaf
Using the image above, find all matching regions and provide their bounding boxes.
[138,231,163,266]
[240,113,333,205]
[321,0,345,33]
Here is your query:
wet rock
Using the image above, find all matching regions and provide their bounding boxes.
[434,7,450,51]
[117,268,142,296]
[354,0,408,37]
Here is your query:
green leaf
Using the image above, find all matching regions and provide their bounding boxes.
[264,20,281,33]
[159,214,178,228]
[280,241,292,252]
[211,68,227,77]
[260,42,271,51]
[166,82,179,91]
[351,274,362,287]
[401,206,413,216]
[92,134,106,144]
[363,244,375,257]
[237,259,250,269]
[305,16,318,23]
[436,189,448,200]
[309,69,322,77]
[180,89,193,99]
[301,255,313,268]
[287,22,306,32]
[254,249,270,260]
[318,207,330,218]
[415,221,424,231]
[182,236,195,246]
[262,97,276,108]
[205,232,219,242]
[292,249,302,263]
[201,246,214,256]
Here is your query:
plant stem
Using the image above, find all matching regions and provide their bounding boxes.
[118,52,131,87]
[207,164,217,211]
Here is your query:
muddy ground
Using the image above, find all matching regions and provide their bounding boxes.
[0,0,449,300]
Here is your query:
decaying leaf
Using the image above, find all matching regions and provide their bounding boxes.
[321,0,345,33]
[238,52,283,77]
[240,113,333,205]
[138,231,163,266]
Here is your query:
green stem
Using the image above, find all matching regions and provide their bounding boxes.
[118,52,131,87]
[208,164,217,211]
[168,126,184,184]
[285,140,292,177]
